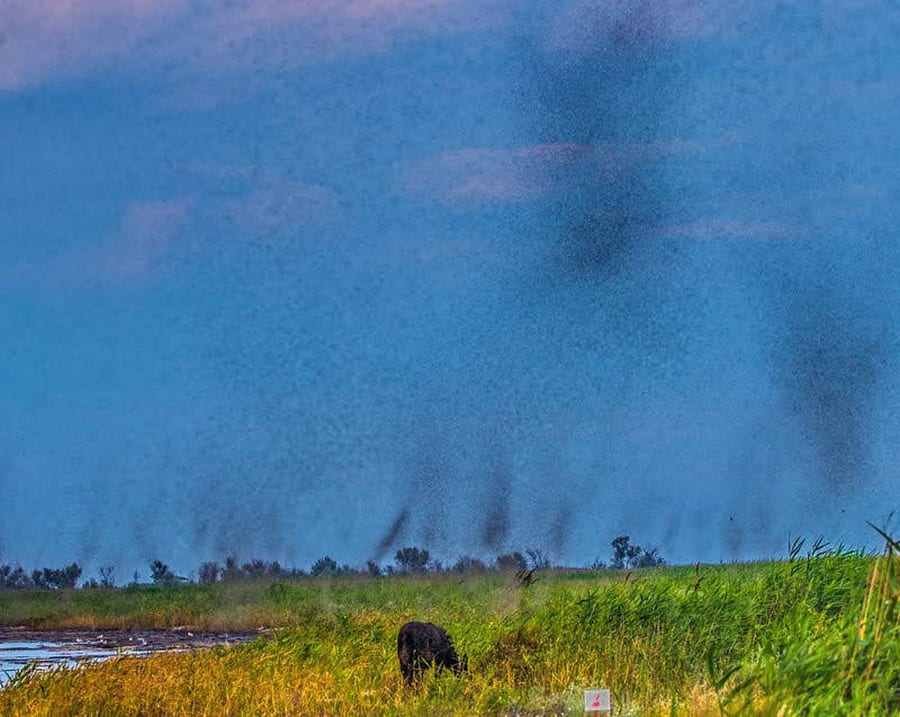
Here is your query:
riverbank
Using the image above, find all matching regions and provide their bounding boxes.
[0,627,266,650]
[1,550,897,715]
[0,627,266,690]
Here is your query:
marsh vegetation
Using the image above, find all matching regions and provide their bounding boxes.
[0,536,897,715]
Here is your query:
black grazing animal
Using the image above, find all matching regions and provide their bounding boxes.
[397,621,467,686]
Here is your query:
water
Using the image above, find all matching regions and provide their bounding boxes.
[0,639,155,686]
[0,631,257,688]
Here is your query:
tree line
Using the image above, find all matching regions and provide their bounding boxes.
[0,535,663,589]
[0,562,83,589]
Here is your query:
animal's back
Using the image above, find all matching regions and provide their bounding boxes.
[398,621,445,648]
[397,621,458,685]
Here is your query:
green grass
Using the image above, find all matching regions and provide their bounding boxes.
[1,545,897,715]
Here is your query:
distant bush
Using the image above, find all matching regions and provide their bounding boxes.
[221,557,243,583]
[81,566,116,589]
[452,556,488,574]
[631,548,665,568]
[495,552,528,572]
[198,561,221,584]
[201,558,304,582]
[310,556,340,578]
[0,565,32,589]
[394,547,430,574]
[241,560,272,579]
[30,563,82,589]
[525,548,551,570]
[610,535,666,569]
[150,560,178,585]
[98,566,116,588]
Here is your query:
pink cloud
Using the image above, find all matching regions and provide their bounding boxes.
[177,0,508,76]
[404,144,593,201]
[2,198,192,290]
[0,0,189,91]
[0,0,508,92]
[339,0,506,31]
[102,199,193,280]
[225,181,339,236]
[59,198,194,286]
[229,0,498,26]
[2,177,343,291]
[403,139,708,203]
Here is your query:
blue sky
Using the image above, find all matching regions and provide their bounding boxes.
[1,0,898,579]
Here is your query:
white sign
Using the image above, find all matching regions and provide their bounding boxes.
[584,689,611,712]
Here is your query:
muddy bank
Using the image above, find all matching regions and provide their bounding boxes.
[0,627,269,686]
[0,626,267,651]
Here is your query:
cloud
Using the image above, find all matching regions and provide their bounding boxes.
[403,138,707,203]
[225,181,339,237]
[56,198,193,287]
[104,199,193,279]
[2,176,341,291]
[165,0,509,79]
[0,0,508,92]
[0,198,191,290]
[403,144,593,201]
[0,0,189,91]
[249,0,506,33]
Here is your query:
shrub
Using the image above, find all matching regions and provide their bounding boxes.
[452,556,488,574]
[394,547,430,574]
[31,563,82,589]
[150,560,177,585]
[310,556,340,578]
[610,535,665,569]
[496,552,528,572]
[198,562,221,584]
[0,565,32,589]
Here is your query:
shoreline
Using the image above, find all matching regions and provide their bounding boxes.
[0,626,267,651]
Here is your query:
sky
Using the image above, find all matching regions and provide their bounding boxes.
[1,0,899,580]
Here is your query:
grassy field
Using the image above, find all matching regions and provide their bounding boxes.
[0,542,897,715]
